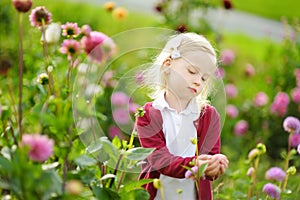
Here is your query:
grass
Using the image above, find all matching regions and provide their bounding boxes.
[231,0,300,22]
[33,0,158,36]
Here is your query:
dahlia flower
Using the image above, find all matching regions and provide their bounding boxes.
[29,6,52,28]
[22,134,54,162]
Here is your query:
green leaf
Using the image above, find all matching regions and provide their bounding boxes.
[74,155,97,167]
[92,187,120,200]
[120,188,150,200]
[100,174,116,181]
[198,163,208,177]
[112,136,122,149]
[86,138,103,154]
[0,156,13,173]
[101,137,118,157]
[124,147,154,161]
[120,179,153,193]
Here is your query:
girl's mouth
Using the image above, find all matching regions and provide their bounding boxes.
[189,87,197,93]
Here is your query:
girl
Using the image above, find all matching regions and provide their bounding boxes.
[137,32,228,200]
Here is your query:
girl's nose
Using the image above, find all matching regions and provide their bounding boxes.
[193,75,202,86]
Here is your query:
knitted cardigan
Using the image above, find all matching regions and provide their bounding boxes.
[137,102,221,200]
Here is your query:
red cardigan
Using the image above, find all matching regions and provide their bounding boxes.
[137,102,221,200]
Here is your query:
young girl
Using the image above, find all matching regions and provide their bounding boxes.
[136,32,228,200]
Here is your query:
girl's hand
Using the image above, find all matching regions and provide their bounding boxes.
[205,154,229,177]
[204,155,221,177]
[214,154,229,176]
[195,154,212,166]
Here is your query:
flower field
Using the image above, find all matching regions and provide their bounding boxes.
[0,0,300,199]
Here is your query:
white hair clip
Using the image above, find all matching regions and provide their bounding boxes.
[171,47,181,59]
[165,35,182,59]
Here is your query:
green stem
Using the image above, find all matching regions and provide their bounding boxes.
[280,174,289,199]
[128,119,137,150]
[17,12,23,140]
[117,171,125,191]
[66,59,74,95]
[41,19,55,95]
[7,78,19,130]
[247,156,260,200]
[284,133,292,171]
[160,186,165,200]
[109,153,123,188]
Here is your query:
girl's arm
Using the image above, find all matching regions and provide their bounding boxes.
[137,103,195,178]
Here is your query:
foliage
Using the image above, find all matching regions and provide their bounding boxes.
[1,0,300,199]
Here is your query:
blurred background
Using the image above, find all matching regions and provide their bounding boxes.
[0,0,300,199]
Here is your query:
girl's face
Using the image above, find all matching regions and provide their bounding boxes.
[165,51,215,101]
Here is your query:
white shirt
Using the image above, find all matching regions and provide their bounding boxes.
[153,93,200,200]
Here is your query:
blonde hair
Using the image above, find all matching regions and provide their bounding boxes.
[143,32,218,109]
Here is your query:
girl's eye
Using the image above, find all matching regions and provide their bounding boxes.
[201,75,209,82]
[188,69,196,74]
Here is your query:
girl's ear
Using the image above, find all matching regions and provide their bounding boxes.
[163,57,172,67]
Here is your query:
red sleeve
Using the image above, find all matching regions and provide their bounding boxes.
[137,103,196,179]
[197,105,221,181]
[197,105,221,155]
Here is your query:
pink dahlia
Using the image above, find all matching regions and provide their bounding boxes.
[22,134,54,162]
[111,91,129,106]
[61,22,81,38]
[29,6,52,28]
[60,39,81,60]
[225,83,238,99]
[270,92,289,117]
[234,120,248,136]
[290,133,300,147]
[129,102,140,114]
[220,49,235,66]
[283,116,300,133]
[81,31,116,63]
[215,67,225,79]
[291,87,300,104]
[113,108,130,124]
[226,104,238,118]
[265,167,286,182]
[81,24,91,36]
[108,125,122,139]
[101,70,117,87]
[295,68,300,87]
[244,63,255,77]
[253,92,269,107]
[185,166,198,179]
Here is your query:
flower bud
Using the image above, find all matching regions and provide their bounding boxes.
[248,148,260,161]
[153,178,161,189]
[104,1,116,12]
[12,0,32,13]
[177,189,183,194]
[190,137,197,145]
[81,24,91,37]
[65,180,84,195]
[287,166,297,176]
[37,73,49,85]
[112,7,128,20]
[247,167,255,177]
[256,143,266,154]
[134,107,145,117]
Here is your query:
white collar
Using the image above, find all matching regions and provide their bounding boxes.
[153,92,200,115]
